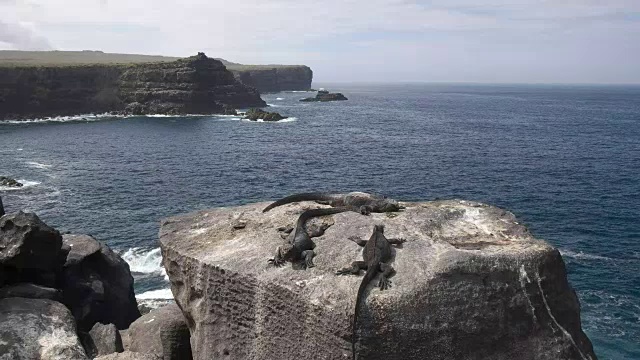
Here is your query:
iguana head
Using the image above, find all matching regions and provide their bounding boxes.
[376,198,404,212]
[374,224,385,233]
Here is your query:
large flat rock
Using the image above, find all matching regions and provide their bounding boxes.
[159,200,596,360]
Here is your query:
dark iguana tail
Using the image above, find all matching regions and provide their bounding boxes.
[263,193,339,213]
[351,265,378,360]
[295,207,348,228]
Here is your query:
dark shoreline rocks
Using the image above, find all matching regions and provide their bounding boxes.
[0,210,143,359]
[300,89,348,102]
[0,176,23,188]
[243,108,287,122]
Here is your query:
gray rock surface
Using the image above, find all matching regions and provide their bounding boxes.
[63,234,102,266]
[128,303,191,360]
[61,234,141,331]
[86,323,124,358]
[159,200,597,360]
[0,297,87,359]
[0,283,62,301]
[95,351,160,360]
[0,211,63,270]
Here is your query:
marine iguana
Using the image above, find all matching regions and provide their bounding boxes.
[268,207,347,269]
[336,224,405,360]
[262,192,404,215]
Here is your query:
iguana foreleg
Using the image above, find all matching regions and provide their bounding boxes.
[301,250,316,269]
[336,261,367,275]
[347,236,368,247]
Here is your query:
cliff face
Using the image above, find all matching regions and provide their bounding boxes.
[159,200,596,360]
[230,66,313,93]
[0,54,266,120]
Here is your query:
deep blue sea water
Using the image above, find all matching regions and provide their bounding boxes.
[1,83,638,359]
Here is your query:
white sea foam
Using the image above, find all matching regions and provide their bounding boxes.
[243,117,297,123]
[0,113,117,124]
[121,247,167,279]
[0,179,40,191]
[136,288,174,300]
[26,161,52,169]
[276,97,284,100]
[17,148,23,151]
[266,103,280,107]
[559,249,612,261]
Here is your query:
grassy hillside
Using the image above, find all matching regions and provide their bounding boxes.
[0,50,304,70]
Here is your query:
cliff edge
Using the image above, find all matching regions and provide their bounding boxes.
[159,200,596,360]
[0,53,266,120]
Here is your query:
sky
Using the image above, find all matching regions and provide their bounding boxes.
[1,0,639,84]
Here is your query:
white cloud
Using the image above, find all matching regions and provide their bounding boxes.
[1,0,639,83]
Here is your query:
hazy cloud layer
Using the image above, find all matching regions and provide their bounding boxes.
[1,0,639,83]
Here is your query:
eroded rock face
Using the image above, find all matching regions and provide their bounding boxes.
[84,323,124,358]
[243,108,287,122]
[128,303,192,360]
[61,234,140,331]
[231,66,313,93]
[0,283,62,301]
[0,211,63,271]
[0,53,266,120]
[0,297,87,360]
[95,351,160,360]
[159,200,597,360]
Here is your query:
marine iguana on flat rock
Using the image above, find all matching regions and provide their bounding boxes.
[337,224,405,360]
[268,207,347,269]
[262,192,404,215]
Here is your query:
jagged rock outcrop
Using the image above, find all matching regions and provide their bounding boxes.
[230,66,313,93]
[0,297,88,359]
[0,176,23,188]
[84,322,124,358]
[243,108,287,122]
[0,211,64,277]
[128,303,192,360]
[0,53,266,120]
[61,234,141,331]
[300,89,348,102]
[159,200,596,360]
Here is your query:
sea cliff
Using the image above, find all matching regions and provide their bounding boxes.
[229,65,313,93]
[0,53,266,120]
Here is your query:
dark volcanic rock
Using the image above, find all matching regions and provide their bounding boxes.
[85,323,124,358]
[128,304,192,360]
[0,176,23,188]
[0,297,87,359]
[0,211,63,271]
[0,196,4,217]
[0,53,266,120]
[243,108,287,122]
[300,89,348,102]
[160,200,596,360]
[61,234,140,331]
[0,283,62,301]
[231,66,313,93]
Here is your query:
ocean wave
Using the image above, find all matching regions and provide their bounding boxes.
[275,97,284,100]
[0,113,244,124]
[0,180,41,191]
[243,117,297,123]
[26,161,52,170]
[0,113,117,124]
[559,249,612,261]
[136,288,174,300]
[266,103,280,107]
[121,247,167,279]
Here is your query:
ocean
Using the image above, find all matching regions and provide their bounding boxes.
[0,83,638,359]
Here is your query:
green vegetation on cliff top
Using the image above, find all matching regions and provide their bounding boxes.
[0,50,304,70]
